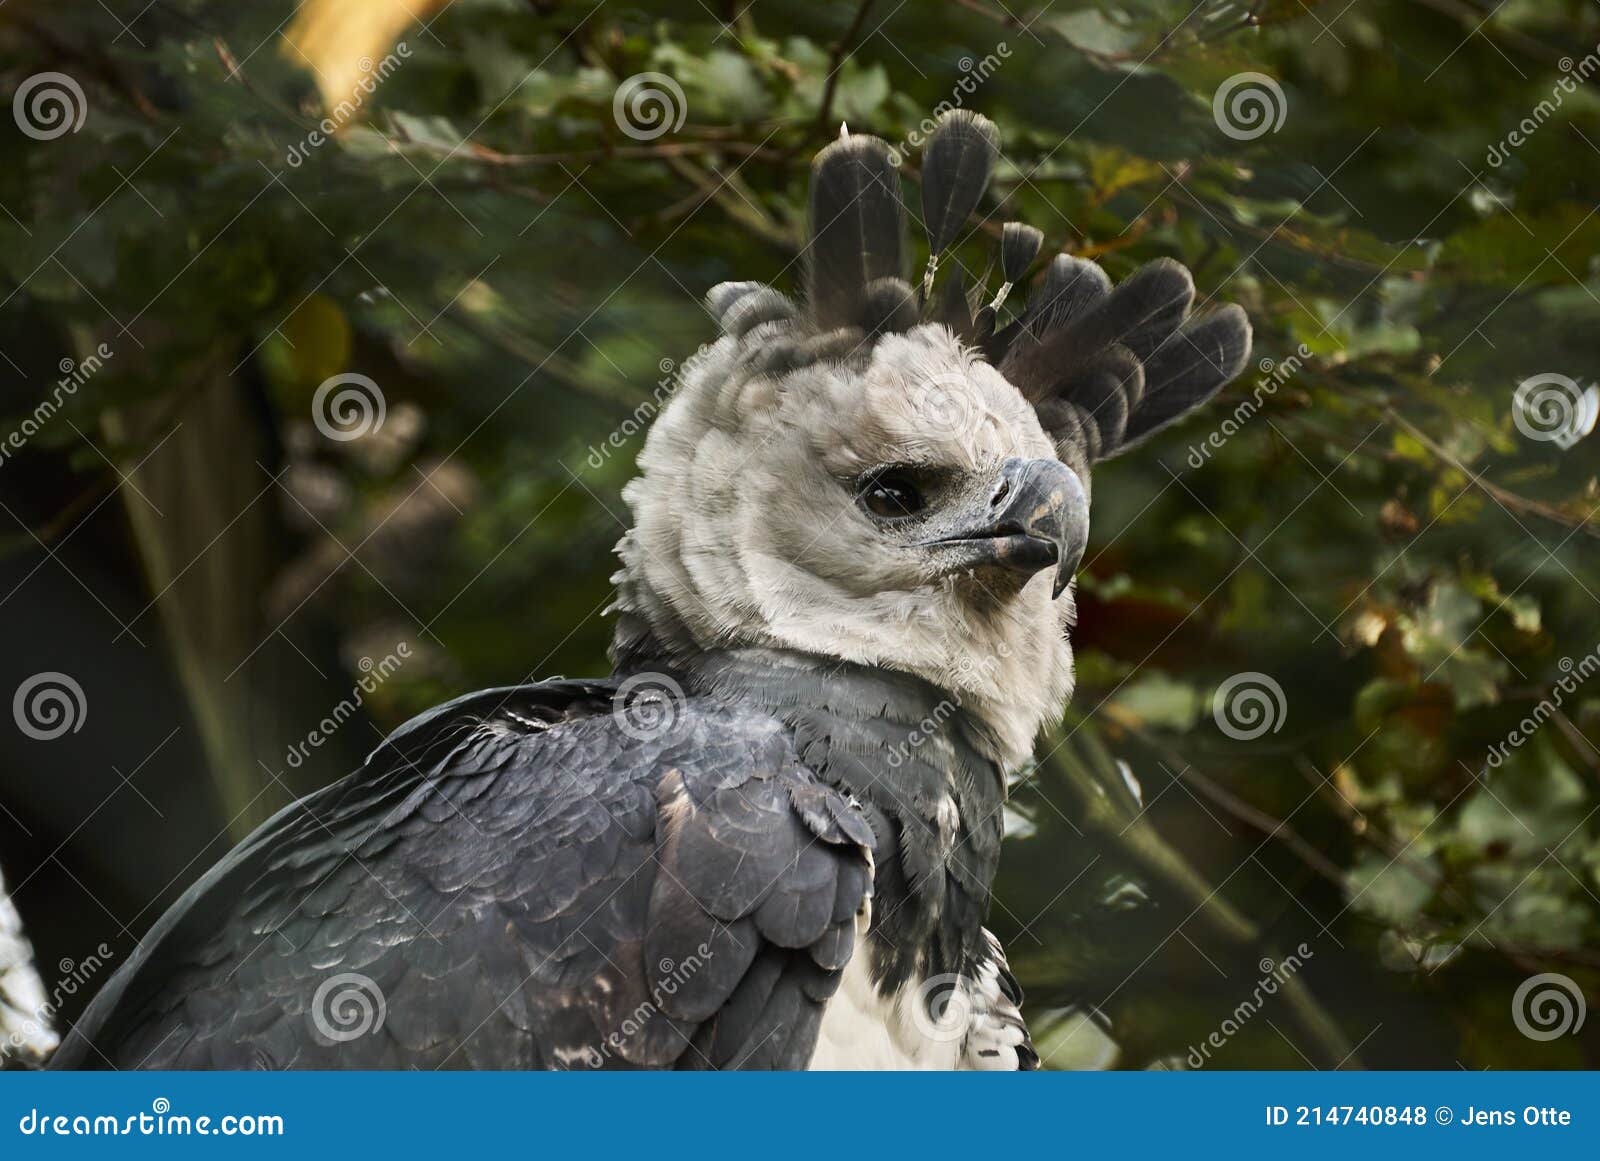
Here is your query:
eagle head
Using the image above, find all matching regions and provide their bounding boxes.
[611,112,1250,769]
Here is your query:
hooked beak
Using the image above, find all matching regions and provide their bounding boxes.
[921,457,1089,598]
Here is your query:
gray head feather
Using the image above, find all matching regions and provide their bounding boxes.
[607,112,1252,769]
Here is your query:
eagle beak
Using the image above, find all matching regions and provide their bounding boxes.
[922,457,1090,598]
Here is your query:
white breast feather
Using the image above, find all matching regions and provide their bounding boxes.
[808,929,1030,1070]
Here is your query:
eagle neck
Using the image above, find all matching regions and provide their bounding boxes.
[625,645,1008,990]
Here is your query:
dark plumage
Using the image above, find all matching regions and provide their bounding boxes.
[990,257,1248,463]
[806,134,907,331]
[933,264,975,337]
[53,656,1021,1070]
[1000,222,1044,286]
[56,669,878,1069]
[919,110,1000,279]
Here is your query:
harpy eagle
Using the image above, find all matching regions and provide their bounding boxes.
[53,112,1249,1070]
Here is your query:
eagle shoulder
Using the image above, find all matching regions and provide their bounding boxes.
[53,679,874,1070]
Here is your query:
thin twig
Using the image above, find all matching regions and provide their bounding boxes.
[1386,408,1600,540]
[662,155,797,250]
[1172,761,1349,885]
[382,133,786,168]
[1550,707,1600,778]
[1292,755,1477,920]
[815,0,877,134]
[1166,187,1397,273]
[1407,0,1569,67]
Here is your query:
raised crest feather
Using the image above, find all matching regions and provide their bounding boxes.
[918,110,1000,296]
[752,110,1250,463]
[806,135,907,332]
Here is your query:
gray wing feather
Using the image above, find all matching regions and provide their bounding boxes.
[52,681,872,1071]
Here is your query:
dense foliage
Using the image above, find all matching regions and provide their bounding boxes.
[1,0,1597,1068]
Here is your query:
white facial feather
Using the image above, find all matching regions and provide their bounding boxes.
[613,321,1077,769]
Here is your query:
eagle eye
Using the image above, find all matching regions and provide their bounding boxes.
[858,468,927,520]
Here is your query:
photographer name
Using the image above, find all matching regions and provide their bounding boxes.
[1459,1106,1572,1127]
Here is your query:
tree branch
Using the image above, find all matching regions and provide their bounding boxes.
[1387,409,1600,540]
[815,0,877,134]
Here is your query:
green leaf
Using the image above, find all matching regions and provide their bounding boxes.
[1048,10,1143,57]
[1346,850,1440,925]
[1106,671,1202,732]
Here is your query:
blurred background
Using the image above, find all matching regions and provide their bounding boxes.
[1,0,1598,1069]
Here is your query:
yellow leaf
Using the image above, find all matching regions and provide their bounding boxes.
[280,293,351,388]
[1085,147,1166,200]
[283,0,442,118]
